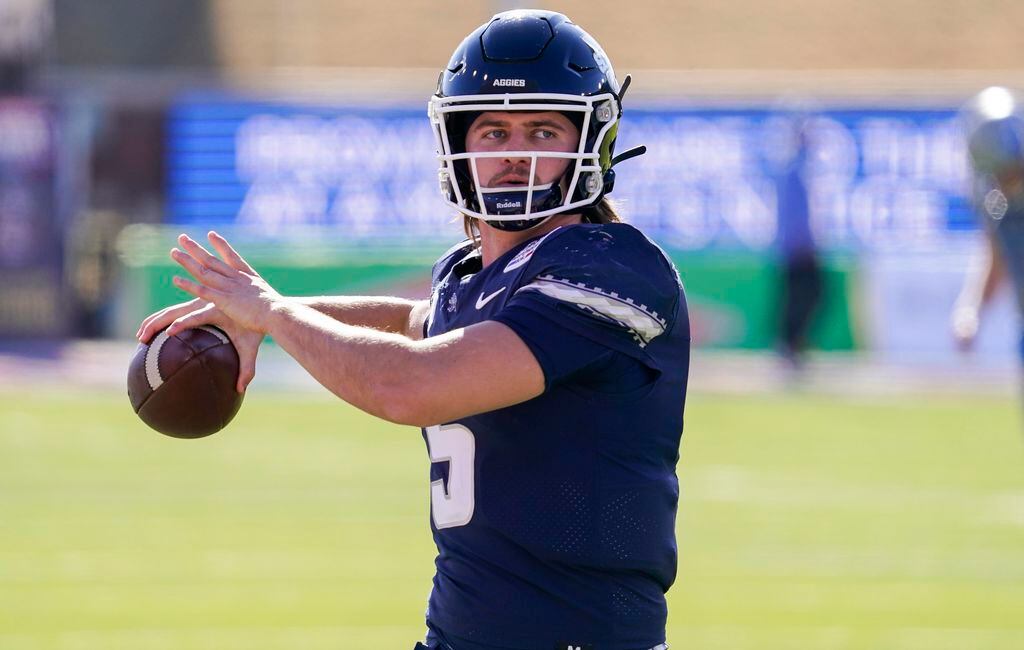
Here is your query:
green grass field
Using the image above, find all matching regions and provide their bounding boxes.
[1,389,1023,650]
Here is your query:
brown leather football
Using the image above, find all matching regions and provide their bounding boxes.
[127,325,244,438]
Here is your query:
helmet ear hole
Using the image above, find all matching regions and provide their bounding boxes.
[602,169,616,195]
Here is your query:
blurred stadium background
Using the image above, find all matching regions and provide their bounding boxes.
[1,1,1022,649]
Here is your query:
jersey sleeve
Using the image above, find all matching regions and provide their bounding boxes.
[425,239,475,337]
[491,224,683,387]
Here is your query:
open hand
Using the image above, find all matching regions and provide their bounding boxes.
[169,231,283,336]
[139,231,280,393]
[951,305,980,352]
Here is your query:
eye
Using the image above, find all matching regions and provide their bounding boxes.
[533,129,556,140]
[483,129,507,140]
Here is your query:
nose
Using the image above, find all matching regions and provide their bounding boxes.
[502,153,530,167]
[501,130,531,165]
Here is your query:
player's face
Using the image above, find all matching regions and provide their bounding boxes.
[465,111,581,188]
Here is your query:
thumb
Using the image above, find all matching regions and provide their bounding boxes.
[236,356,256,394]
[233,333,261,394]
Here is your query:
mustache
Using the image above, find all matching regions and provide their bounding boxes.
[485,164,537,187]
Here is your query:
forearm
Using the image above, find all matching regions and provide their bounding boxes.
[265,299,440,425]
[980,244,1006,305]
[167,220,556,425]
[262,300,540,427]
[294,295,422,336]
[956,238,1005,313]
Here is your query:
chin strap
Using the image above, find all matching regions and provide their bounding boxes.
[611,145,647,168]
[598,73,647,195]
[600,145,647,197]
[618,74,633,104]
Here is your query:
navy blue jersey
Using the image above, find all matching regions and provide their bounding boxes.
[974,178,1024,316]
[422,223,690,650]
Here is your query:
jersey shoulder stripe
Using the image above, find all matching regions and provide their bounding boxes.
[511,223,681,347]
[516,274,668,346]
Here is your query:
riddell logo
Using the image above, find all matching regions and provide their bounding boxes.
[496,201,521,209]
[493,79,526,87]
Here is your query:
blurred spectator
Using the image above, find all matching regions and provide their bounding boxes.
[0,0,60,338]
[772,113,822,368]
[67,108,165,337]
[952,87,1024,363]
[0,0,51,93]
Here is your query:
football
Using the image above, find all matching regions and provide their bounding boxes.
[127,325,244,438]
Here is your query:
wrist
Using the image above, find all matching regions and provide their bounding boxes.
[262,295,298,335]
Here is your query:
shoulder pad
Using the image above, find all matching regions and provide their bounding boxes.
[430,239,475,289]
[528,223,680,286]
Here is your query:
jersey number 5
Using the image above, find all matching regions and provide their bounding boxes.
[425,423,475,529]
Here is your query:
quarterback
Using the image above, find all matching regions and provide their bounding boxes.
[138,10,689,650]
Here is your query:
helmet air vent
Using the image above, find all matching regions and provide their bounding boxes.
[481,14,554,61]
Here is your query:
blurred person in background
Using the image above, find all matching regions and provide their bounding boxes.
[952,86,1024,365]
[770,112,822,369]
[0,0,50,93]
[68,110,165,337]
[0,0,62,339]
[137,10,688,650]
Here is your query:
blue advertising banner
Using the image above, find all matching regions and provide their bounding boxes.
[168,97,973,249]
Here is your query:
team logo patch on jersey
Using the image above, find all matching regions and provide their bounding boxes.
[985,188,1009,220]
[503,228,561,273]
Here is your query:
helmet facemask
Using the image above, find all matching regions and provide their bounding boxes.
[429,92,620,231]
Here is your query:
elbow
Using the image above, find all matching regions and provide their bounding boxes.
[370,379,443,428]
[352,340,451,428]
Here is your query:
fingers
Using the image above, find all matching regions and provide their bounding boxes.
[172,275,223,302]
[171,247,234,290]
[208,231,257,275]
[137,299,204,342]
[166,303,217,338]
[165,305,259,394]
[237,356,257,394]
[233,331,262,393]
[952,329,975,352]
[237,370,255,394]
[177,234,239,278]
[951,306,979,353]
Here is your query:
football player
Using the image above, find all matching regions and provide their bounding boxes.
[952,86,1024,364]
[137,10,689,650]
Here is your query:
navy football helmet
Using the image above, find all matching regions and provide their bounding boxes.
[429,10,640,231]
[963,86,1024,180]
